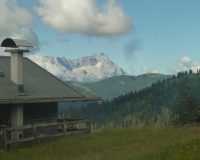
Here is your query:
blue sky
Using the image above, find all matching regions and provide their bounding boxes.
[1,0,200,76]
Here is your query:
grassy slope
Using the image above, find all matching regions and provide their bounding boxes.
[1,126,200,160]
[65,81,97,98]
[68,73,172,100]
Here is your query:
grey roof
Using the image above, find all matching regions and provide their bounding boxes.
[0,56,85,101]
[1,38,33,48]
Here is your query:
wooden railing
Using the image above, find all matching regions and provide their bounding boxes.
[0,117,90,151]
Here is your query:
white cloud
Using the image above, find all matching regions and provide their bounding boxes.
[0,0,40,55]
[168,56,200,73]
[34,0,133,36]
[141,66,158,74]
[27,53,64,78]
[180,56,191,63]
[130,66,158,76]
[0,0,62,78]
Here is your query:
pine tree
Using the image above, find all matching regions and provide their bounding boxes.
[171,76,200,125]
[66,105,77,129]
[67,105,76,119]
[185,71,188,75]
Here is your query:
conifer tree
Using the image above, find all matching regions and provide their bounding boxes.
[67,105,76,119]
[172,76,200,125]
[66,105,77,129]
[185,71,188,75]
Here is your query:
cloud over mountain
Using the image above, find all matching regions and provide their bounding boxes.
[168,56,200,73]
[130,66,158,76]
[27,53,63,78]
[34,0,133,36]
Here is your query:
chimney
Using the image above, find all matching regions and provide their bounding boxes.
[1,38,33,140]
[10,51,24,92]
[1,38,33,92]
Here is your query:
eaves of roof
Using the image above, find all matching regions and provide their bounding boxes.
[0,97,102,104]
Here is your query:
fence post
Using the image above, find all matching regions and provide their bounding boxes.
[3,127,7,150]
[86,117,91,133]
[62,120,66,137]
[31,122,37,141]
[0,125,7,151]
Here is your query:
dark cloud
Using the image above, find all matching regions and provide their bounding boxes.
[88,37,92,42]
[123,39,142,64]
[56,39,70,43]
[42,40,50,45]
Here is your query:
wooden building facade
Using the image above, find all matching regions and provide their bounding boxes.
[0,38,101,145]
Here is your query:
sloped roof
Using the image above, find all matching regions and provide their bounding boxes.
[0,56,101,104]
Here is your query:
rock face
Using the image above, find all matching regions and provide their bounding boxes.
[43,53,127,82]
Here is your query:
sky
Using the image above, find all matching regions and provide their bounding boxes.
[1,0,200,76]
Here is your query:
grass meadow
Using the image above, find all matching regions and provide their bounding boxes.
[1,126,200,160]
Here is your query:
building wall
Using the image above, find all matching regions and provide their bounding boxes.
[23,102,58,138]
[0,105,11,127]
[0,105,11,148]
[23,102,58,124]
[0,102,58,143]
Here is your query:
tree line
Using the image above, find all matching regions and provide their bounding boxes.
[59,69,200,128]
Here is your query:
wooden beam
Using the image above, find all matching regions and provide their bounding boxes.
[35,122,62,128]
[7,137,35,145]
[32,123,37,140]
[37,133,64,139]
[3,127,7,150]
[86,118,91,133]
[6,124,32,132]
[62,120,66,137]
[0,97,102,104]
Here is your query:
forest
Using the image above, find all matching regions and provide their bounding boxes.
[59,69,200,129]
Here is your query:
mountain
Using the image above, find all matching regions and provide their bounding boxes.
[58,73,172,109]
[43,53,127,82]
[66,73,172,100]
[74,72,200,128]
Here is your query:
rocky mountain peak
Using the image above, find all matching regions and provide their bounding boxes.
[43,53,128,82]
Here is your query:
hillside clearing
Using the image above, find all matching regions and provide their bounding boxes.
[0,126,200,160]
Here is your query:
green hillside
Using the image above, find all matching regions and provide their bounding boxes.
[59,73,171,109]
[58,81,98,109]
[66,73,172,100]
[65,81,98,98]
[75,72,200,128]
